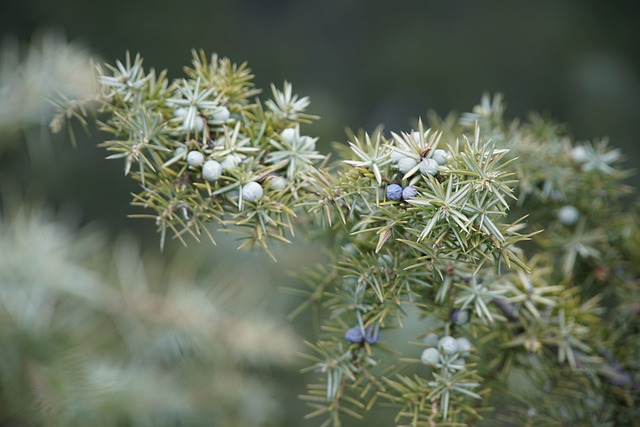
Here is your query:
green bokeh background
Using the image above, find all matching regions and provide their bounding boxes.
[1,1,639,425]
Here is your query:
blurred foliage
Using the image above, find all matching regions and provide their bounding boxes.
[0,191,302,427]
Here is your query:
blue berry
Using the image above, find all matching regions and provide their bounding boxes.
[345,327,364,344]
[402,186,418,200]
[386,184,403,201]
[363,326,381,344]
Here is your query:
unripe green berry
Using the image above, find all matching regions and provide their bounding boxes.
[221,155,239,170]
[213,106,230,121]
[397,157,418,174]
[422,333,440,347]
[419,158,439,176]
[281,127,296,142]
[421,347,440,366]
[431,149,450,165]
[456,337,472,357]
[187,150,205,168]
[242,182,264,202]
[268,175,287,190]
[301,135,317,151]
[558,205,579,226]
[571,145,588,163]
[194,116,205,131]
[202,160,222,181]
[439,336,458,355]
[184,115,205,132]
[389,149,404,162]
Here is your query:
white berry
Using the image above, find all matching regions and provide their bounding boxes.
[456,337,472,357]
[301,135,316,151]
[422,333,440,347]
[389,149,405,162]
[421,347,440,366]
[268,176,287,190]
[202,160,222,181]
[184,115,205,132]
[571,146,588,163]
[174,108,188,118]
[281,128,296,142]
[419,158,439,176]
[432,149,450,165]
[213,106,230,121]
[558,205,580,226]
[242,182,264,202]
[221,155,239,170]
[186,151,205,168]
[397,157,418,174]
[438,336,458,355]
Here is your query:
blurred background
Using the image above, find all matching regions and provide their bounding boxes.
[1,1,639,426]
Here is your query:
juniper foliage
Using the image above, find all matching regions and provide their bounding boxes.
[48,51,640,427]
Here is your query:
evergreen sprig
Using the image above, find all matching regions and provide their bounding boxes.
[59,50,326,256]
[52,53,640,426]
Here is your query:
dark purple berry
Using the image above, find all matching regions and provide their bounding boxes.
[386,184,403,201]
[345,327,364,344]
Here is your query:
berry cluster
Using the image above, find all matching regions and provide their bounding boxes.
[420,333,471,372]
[385,183,418,201]
[389,130,451,178]
[185,149,265,202]
[93,52,326,249]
